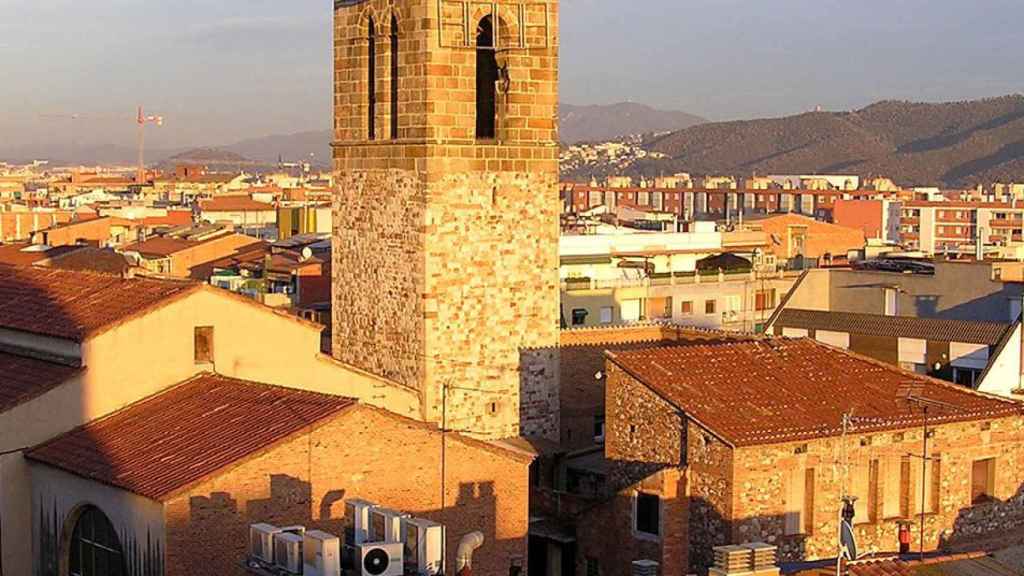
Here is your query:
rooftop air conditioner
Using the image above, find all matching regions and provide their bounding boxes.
[274,531,304,574]
[358,542,404,576]
[303,530,341,576]
[345,500,378,547]
[401,518,445,576]
[369,507,409,544]
[250,523,281,564]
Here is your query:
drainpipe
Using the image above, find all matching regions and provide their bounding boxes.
[455,532,485,576]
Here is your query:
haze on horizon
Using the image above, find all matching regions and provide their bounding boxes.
[2,0,1022,153]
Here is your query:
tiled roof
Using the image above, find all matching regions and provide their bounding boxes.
[46,248,134,275]
[123,237,196,257]
[0,265,199,341]
[608,339,1022,447]
[776,308,1011,346]
[200,196,274,212]
[0,244,82,266]
[0,350,81,413]
[26,374,356,500]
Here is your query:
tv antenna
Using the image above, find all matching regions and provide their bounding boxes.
[835,411,889,576]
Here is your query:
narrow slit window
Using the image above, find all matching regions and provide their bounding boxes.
[368,18,377,140]
[475,16,498,139]
[390,15,399,139]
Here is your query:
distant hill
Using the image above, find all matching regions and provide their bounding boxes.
[621,95,1024,187]
[559,102,705,144]
[221,130,332,166]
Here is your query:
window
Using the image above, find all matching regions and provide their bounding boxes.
[593,416,606,442]
[882,456,903,519]
[475,16,498,139]
[635,492,660,537]
[194,326,214,364]
[705,299,717,315]
[784,467,814,535]
[755,289,777,311]
[390,15,400,139]
[367,18,377,140]
[954,367,982,387]
[680,301,694,315]
[599,306,614,325]
[638,191,650,206]
[971,458,996,504]
[69,506,125,576]
[571,308,588,326]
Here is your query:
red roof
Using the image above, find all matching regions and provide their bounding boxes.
[200,196,274,212]
[123,237,196,257]
[26,374,356,500]
[607,339,1023,447]
[0,265,199,341]
[0,350,81,413]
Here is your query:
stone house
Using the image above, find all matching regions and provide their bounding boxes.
[604,338,1024,573]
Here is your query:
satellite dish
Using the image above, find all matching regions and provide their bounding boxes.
[364,548,391,576]
[840,520,858,561]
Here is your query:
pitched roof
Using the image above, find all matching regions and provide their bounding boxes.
[26,374,356,500]
[0,264,199,341]
[200,196,274,212]
[776,308,1011,346]
[45,247,134,275]
[122,237,196,257]
[0,349,81,414]
[607,339,1022,447]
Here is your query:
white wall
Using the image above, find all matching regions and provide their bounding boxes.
[978,324,1023,398]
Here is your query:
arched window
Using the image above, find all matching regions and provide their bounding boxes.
[390,15,399,139]
[476,16,498,140]
[368,17,377,140]
[69,506,125,576]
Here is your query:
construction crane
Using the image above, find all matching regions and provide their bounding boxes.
[136,106,164,184]
[38,108,164,182]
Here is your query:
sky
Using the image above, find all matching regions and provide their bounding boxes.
[2,0,1022,151]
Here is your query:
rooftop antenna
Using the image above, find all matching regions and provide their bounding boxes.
[836,412,888,576]
[896,384,956,561]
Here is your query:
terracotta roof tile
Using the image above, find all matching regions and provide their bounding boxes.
[200,196,274,212]
[777,309,1011,346]
[0,350,80,413]
[0,264,199,341]
[26,374,356,500]
[608,339,1023,447]
[123,237,197,257]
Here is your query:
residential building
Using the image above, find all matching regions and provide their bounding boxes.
[559,228,796,332]
[604,339,1024,572]
[900,201,1024,255]
[0,209,73,243]
[833,198,903,243]
[0,265,419,575]
[26,374,531,576]
[122,232,263,277]
[198,195,277,232]
[742,213,867,267]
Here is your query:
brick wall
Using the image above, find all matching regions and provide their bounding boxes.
[163,405,531,576]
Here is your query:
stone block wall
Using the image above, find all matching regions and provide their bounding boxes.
[333,0,561,441]
[730,415,1024,562]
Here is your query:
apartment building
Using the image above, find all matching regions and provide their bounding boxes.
[560,228,796,332]
[900,201,1024,255]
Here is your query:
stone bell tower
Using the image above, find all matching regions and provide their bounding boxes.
[332,0,560,440]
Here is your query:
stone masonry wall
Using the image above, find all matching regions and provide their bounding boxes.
[730,415,1024,563]
[333,0,561,441]
[163,405,531,576]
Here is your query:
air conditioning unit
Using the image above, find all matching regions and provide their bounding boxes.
[369,508,408,544]
[274,532,304,574]
[303,530,341,576]
[401,518,445,576]
[250,523,281,564]
[345,500,378,546]
[358,542,404,576]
